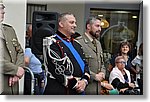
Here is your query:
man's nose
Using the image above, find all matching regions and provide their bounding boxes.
[74,23,77,28]
[99,26,101,31]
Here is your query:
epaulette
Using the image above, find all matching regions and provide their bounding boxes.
[71,32,81,39]
[74,39,82,46]
[75,35,82,40]
[2,23,12,27]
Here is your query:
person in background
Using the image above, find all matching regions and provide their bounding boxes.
[131,43,143,94]
[0,0,24,95]
[76,17,112,95]
[108,41,138,81]
[109,56,138,95]
[25,24,32,47]
[24,24,45,95]
[43,12,90,95]
[24,47,45,95]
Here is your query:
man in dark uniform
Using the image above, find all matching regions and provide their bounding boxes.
[43,12,90,95]
[0,1,24,95]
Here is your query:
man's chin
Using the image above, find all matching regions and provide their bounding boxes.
[71,31,75,35]
[95,34,100,39]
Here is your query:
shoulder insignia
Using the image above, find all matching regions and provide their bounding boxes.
[84,38,89,43]
[75,35,82,40]
[74,39,82,46]
[72,32,81,39]
[77,35,89,44]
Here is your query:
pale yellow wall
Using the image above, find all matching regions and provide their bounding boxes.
[27,0,142,35]
[3,0,26,49]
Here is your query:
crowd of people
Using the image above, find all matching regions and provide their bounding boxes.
[0,0,143,95]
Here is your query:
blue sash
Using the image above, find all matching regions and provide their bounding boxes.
[56,34,85,73]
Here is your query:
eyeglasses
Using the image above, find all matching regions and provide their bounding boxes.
[116,61,126,64]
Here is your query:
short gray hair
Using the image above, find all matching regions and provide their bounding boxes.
[85,17,101,29]
[58,12,75,22]
[115,56,125,63]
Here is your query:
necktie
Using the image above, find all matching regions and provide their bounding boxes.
[92,38,98,53]
[92,38,97,47]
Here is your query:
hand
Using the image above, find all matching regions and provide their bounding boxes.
[136,68,142,74]
[129,83,136,88]
[101,82,114,90]
[9,76,19,86]
[67,77,78,89]
[75,80,86,93]
[16,67,25,79]
[120,88,129,93]
[95,72,105,81]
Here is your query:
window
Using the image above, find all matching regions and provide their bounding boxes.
[90,8,139,56]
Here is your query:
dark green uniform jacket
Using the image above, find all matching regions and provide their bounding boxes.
[1,24,24,95]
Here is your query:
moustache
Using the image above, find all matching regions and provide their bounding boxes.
[95,30,101,34]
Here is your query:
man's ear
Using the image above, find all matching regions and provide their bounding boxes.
[87,24,91,30]
[59,22,63,28]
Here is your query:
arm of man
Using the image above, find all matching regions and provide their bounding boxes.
[90,70,104,82]
[2,25,24,78]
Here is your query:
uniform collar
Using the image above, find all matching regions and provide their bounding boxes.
[85,32,94,42]
[56,30,74,42]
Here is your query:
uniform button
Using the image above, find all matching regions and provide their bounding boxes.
[12,38,17,41]
[9,51,12,53]
[6,42,8,44]
[12,42,15,45]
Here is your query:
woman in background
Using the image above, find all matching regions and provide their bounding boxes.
[108,41,138,81]
[109,56,139,95]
